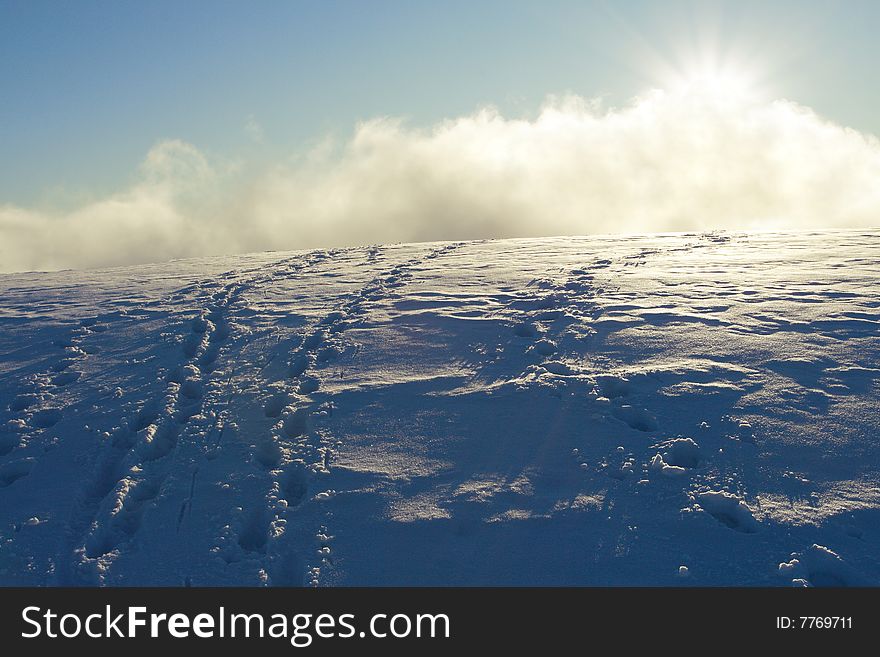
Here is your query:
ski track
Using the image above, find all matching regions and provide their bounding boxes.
[53,250,333,584]
[222,242,467,586]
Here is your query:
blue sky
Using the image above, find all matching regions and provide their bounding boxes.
[3,0,880,208]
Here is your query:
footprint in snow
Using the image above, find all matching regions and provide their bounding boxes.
[529,339,557,357]
[0,434,21,456]
[237,508,270,553]
[50,358,76,372]
[282,408,311,439]
[779,544,866,587]
[695,491,758,533]
[595,374,630,399]
[31,407,63,429]
[51,370,82,386]
[280,463,309,508]
[10,394,40,412]
[513,321,539,338]
[289,353,313,379]
[298,377,320,394]
[649,437,702,477]
[263,392,290,419]
[0,457,36,488]
[254,439,284,468]
[612,405,658,432]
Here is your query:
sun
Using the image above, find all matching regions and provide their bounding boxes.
[640,40,772,104]
[667,62,760,101]
[636,37,768,103]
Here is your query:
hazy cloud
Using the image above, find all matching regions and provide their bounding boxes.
[244,115,265,144]
[2,90,880,272]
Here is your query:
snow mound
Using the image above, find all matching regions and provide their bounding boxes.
[696,491,759,534]
[778,544,866,587]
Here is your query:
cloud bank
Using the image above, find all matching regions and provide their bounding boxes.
[3,89,880,272]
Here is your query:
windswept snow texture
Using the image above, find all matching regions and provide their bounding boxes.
[1,230,879,586]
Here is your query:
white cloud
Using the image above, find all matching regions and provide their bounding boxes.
[2,90,880,272]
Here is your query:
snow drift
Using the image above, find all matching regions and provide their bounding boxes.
[1,229,878,586]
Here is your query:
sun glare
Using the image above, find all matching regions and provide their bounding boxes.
[667,62,760,102]
[636,36,769,103]
[672,69,754,100]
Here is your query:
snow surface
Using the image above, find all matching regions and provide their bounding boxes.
[1,230,879,586]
